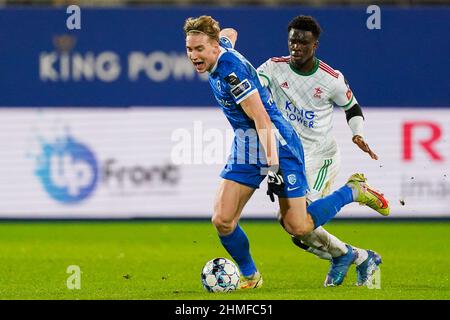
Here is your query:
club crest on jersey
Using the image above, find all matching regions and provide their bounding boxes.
[280,81,289,89]
[346,89,353,100]
[287,174,297,185]
[313,87,323,99]
[343,78,353,100]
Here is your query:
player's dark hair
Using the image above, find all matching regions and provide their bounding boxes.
[184,15,220,43]
[288,15,322,40]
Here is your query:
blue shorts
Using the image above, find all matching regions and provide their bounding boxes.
[220,132,309,198]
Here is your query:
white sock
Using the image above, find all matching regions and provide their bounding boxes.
[300,227,348,258]
[306,246,333,260]
[346,181,360,201]
[353,247,369,265]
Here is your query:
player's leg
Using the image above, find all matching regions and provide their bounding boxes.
[278,135,389,285]
[276,147,359,237]
[278,191,359,287]
[295,225,348,260]
[214,159,268,290]
[278,131,388,286]
[212,178,257,278]
[336,165,382,286]
[278,196,314,237]
[279,171,388,240]
[305,173,390,286]
[292,153,384,285]
[277,179,352,240]
[279,169,388,241]
[278,209,338,260]
[275,146,349,239]
[278,193,358,285]
[296,218,378,287]
[289,155,347,260]
[292,153,362,261]
[278,187,356,239]
[318,151,372,266]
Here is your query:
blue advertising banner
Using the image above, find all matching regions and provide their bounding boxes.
[0,6,449,107]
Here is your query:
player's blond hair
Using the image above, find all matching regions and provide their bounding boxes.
[184,15,220,43]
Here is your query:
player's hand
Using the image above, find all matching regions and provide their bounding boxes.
[352,135,378,160]
[266,165,285,202]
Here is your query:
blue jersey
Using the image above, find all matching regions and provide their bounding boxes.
[208,38,302,162]
[208,37,308,197]
[209,38,283,131]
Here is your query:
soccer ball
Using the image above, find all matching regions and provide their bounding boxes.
[201,257,240,292]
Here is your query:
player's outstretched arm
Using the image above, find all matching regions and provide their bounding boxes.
[219,28,238,48]
[345,103,378,160]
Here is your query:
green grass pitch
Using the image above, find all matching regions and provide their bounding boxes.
[0,220,448,300]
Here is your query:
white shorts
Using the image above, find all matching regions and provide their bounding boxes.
[305,149,341,202]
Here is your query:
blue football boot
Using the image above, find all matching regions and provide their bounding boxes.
[324,245,357,287]
[356,250,382,286]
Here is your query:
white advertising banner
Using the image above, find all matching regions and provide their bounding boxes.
[0,107,448,218]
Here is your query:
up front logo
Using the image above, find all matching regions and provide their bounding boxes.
[35,135,98,204]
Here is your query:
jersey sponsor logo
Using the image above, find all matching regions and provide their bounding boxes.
[287,174,297,185]
[284,101,315,129]
[40,36,207,83]
[313,87,323,98]
[280,81,289,89]
[35,134,98,204]
[224,72,241,86]
[32,129,180,205]
[230,79,252,100]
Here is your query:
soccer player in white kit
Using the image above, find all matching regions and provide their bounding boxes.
[255,16,385,286]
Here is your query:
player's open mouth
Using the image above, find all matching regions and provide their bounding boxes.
[193,61,205,69]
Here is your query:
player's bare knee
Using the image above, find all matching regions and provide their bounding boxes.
[283,220,310,238]
[211,214,235,235]
[211,214,222,228]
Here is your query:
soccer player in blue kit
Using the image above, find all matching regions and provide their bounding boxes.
[184,16,389,289]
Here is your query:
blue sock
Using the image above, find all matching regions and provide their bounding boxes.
[307,185,354,228]
[219,224,257,277]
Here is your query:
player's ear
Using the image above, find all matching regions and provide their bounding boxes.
[212,41,220,53]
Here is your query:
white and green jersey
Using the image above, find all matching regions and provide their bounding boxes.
[257,57,357,160]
